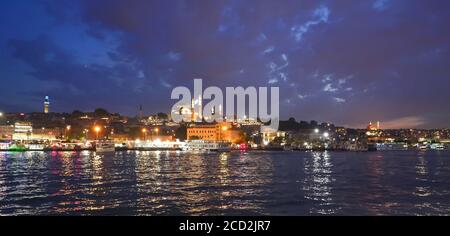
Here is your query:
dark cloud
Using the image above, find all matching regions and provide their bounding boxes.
[7,36,159,114]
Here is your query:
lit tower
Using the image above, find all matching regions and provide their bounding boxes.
[44,96,50,114]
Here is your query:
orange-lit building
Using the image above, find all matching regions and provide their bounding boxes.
[0,125,14,140]
[366,121,386,142]
[187,122,243,143]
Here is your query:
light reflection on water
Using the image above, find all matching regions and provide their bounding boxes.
[414,155,431,197]
[1,150,450,215]
[303,151,338,215]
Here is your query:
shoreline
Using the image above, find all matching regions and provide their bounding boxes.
[0,148,447,153]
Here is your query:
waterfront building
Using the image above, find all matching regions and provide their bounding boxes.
[0,125,14,140]
[32,127,60,141]
[12,122,32,140]
[262,130,286,146]
[110,133,131,142]
[187,122,233,142]
[12,122,59,141]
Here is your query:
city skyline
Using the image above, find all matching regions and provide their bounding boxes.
[2,95,449,131]
[1,1,450,129]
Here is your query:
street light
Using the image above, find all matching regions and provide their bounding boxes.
[94,126,101,140]
[142,128,147,140]
[314,128,319,134]
[149,128,159,141]
[323,132,330,138]
[65,125,71,140]
[0,112,3,117]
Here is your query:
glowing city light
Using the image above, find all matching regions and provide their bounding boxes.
[94,126,101,140]
[142,128,148,140]
[323,132,330,138]
[314,128,319,134]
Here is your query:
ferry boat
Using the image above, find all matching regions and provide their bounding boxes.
[430,143,445,150]
[183,140,231,152]
[418,144,429,150]
[0,142,12,151]
[27,143,45,151]
[375,142,409,151]
[95,140,116,152]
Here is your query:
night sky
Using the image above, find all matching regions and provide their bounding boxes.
[1,0,450,129]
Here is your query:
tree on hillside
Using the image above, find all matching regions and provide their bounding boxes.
[94,108,110,117]
[156,112,169,120]
[71,110,85,117]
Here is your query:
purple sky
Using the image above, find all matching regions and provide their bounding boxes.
[1,0,450,128]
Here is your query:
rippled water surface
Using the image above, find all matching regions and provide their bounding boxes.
[1,150,450,215]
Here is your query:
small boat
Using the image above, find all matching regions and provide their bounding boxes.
[183,140,231,152]
[95,140,116,152]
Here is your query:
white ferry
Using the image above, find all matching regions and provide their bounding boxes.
[183,140,231,152]
[27,143,45,151]
[0,142,11,151]
[375,142,409,151]
[95,140,116,152]
[430,143,445,150]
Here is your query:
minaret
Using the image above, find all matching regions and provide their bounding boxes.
[198,94,202,121]
[138,105,143,120]
[191,98,195,121]
[44,96,49,114]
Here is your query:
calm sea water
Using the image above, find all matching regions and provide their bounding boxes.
[1,150,450,216]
